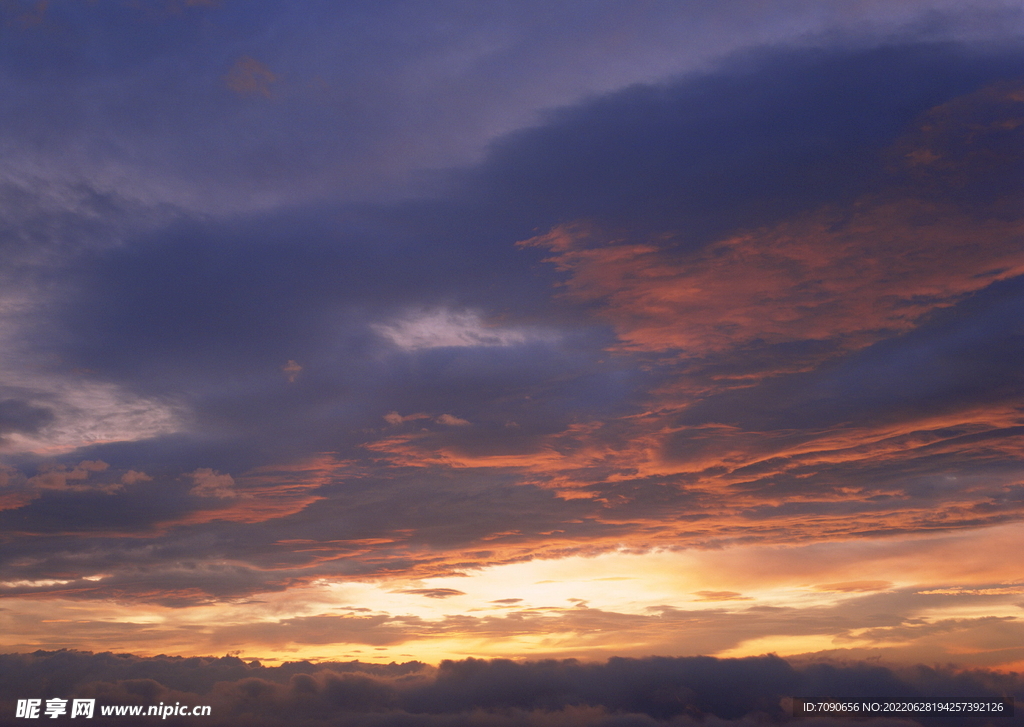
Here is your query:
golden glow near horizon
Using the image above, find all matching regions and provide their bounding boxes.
[4,523,1023,669]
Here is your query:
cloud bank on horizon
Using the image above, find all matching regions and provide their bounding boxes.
[1,650,1020,726]
[1,0,1024,692]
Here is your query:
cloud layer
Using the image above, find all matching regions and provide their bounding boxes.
[0,0,1022,697]
[0,651,1019,726]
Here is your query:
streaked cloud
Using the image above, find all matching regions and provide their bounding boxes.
[399,588,467,599]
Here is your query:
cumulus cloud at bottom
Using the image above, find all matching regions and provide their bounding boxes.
[0,651,1018,726]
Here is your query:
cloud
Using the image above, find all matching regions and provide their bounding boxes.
[223,56,278,98]
[0,651,1018,726]
[0,0,1018,221]
[436,414,471,427]
[399,588,467,599]
[24,460,117,493]
[281,360,303,383]
[918,586,1024,596]
[119,470,152,485]
[814,581,893,593]
[385,412,433,426]
[0,398,53,436]
[372,309,544,350]
[187,468,239,499]
[692,591,752,602]
[6,528,1024,667]
[516,83,1024,361]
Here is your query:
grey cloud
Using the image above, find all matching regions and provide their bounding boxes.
[0,399,52,435]
[0,651,1018,726]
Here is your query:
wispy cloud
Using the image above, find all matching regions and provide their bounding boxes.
[372,309,549,350]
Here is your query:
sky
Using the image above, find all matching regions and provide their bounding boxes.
[1,1,1024,724]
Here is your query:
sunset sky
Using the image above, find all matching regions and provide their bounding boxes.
[1,1,1024,722]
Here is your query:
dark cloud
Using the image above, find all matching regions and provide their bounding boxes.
[0,651,1018,726]
[0,399,52,435]
[399,589,467,600]
[455,42,1024,243]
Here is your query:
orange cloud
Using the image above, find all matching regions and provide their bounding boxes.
[25,460,116,493]
[187,468,239,498]
[281,360,302,383]
[518,83,1024,368]
[355,391,1024,556]
[692,591,752,601]
[519,202,1023,360]
[7,525,1024,667]
[156,455,336,529]
[120,469,153,485]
